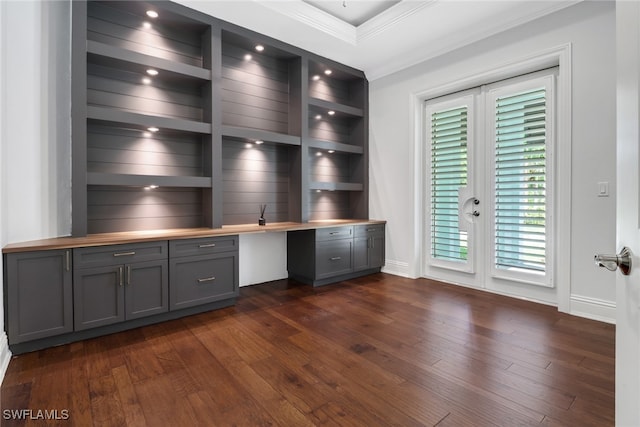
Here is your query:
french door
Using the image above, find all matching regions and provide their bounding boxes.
[423,70,557,303]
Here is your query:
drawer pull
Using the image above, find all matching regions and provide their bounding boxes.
[367,228,378,232]
[197,276,216,283]
[113,251,136,257]
[329,232,341,235]
[330,256,342,261]
[198,243,216,248]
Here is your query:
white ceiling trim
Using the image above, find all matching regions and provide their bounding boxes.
[364,0,583,80]
[255,0,358,45]
[357,0,437,43]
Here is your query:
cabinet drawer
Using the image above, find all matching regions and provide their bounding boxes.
[169,235,238,258]
[355,224,385,238]
[316,226,354,242]
[74,241,168,268]
[316,239,353,279]
[170,253,238,310]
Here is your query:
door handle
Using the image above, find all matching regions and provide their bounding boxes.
[595,246,632,275]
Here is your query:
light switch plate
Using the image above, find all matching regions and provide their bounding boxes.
[598,181,609,197]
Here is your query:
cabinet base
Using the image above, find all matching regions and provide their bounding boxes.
[8,298,236,355]
[289,268,381,287]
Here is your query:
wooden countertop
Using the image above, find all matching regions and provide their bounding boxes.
[2,219,386,253]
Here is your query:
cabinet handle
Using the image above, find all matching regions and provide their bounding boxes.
[65,250,70,272]
[330,256,342,261]
[371,237,375,249]
[367,228,378,232]
[329,232,341,235]
[126,265,131,286]
[198,243,216,248]
[113,251,136,257]
[197,276,216,283]
[119,266,124,287]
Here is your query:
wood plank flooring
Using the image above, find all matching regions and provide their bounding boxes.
[1,274,615,426]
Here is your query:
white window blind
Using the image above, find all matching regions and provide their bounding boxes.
[430,106,468,262]
[494,87,547,274]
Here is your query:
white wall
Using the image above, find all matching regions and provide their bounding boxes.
[369,1,617,321]
[0,0,72,382]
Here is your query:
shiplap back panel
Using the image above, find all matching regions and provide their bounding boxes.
[309,191,350,221]
[309,113,363,146]
[309,77,351,106]
[222,140,290,225]
[87,125,205,177]
[221,43,290,134]
[309,152,351,183]
[87,64,205,122]
[87,2,205,67]
[87,187,204,233]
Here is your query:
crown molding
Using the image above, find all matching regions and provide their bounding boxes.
[255,0,357,45]
[357,0,437,43]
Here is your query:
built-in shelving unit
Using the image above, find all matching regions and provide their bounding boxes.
[72,0,369,236]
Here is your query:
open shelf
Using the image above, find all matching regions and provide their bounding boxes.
[308,59,366,110]
[222,125,301,146]
[308,139,364,154]
[87,173,212,188]
[308,97,363,118]
[87,1,211,69]
[221,30,301,137]
[87,107,212,134]
[309,182,364,191]
[87,41,212,81]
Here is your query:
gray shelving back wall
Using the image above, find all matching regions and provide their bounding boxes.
[72,0,368,236]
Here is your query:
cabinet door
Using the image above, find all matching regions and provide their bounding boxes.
[353,237,370,271]
[369,235,385,268]
[74,265,124,331]
[170,253,238,310]
[125,260,168,320]
[316,239,353,279]
[5,250,73,344]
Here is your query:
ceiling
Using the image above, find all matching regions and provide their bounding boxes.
[175,0,582,80]
[302,0,402,26]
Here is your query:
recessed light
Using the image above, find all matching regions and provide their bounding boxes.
[144,184,159,190]
[312,75,320,81]
[315,114,322,120]
[143,22,152,29]
[255,140,264,145]
[328,150,335,154]
[245,143,253,149]
[328,110,335,116]
[316,152,322,156]
[255,45,265,52]
[142,77,152,85]
[146,69,158,76]
[244,54,252,61]
[142,131,152,138]
[147,127,159,132]
[324,69,332,76]
[146,10,159,18]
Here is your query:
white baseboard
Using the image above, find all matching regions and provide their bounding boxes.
[0,332,11,385]
[382,259,415,278]
[569,294,616,324]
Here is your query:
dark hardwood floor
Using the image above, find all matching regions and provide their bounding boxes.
[1,274,615,426]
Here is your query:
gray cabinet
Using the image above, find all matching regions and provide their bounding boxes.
[4,250,73,344]
[169,236,239,310]
[73,242,168,331]
[288,224,384,287]
[354,224,385,271]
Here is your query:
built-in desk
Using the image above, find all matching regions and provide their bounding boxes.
[2,220,385,353]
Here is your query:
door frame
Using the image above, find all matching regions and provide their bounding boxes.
[411,44,572,310]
